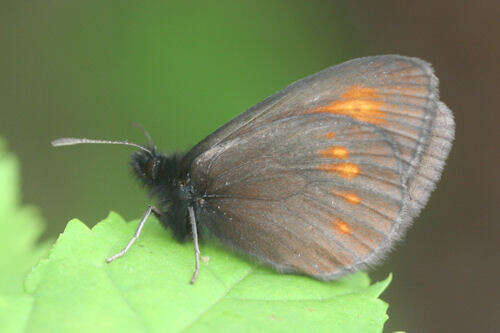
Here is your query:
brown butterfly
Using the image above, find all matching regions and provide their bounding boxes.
[52,55,455,283]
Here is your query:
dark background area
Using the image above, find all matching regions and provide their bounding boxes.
[1,1,498,331]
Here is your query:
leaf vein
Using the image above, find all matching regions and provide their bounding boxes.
[180,265,257,332]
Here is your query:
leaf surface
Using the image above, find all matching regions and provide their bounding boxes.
[22,214,390,332]
[0,141,50,294]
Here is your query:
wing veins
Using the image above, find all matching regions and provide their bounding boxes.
[296,195,368,268]
[281,199,358,267]
[378,64,418,75]
[302,192,389,239]
[329,191,399,223]
[208,161,404,197]
[204,200,322,273]
[307,179,404,205]
[374,81,433,88]
[375,91,433,102]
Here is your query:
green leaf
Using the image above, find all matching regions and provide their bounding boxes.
[0,140,50,332]
[12,212,390,332]
[0,294,34,333]
[0,141,50,294]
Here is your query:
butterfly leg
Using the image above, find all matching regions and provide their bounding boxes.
[188,206,201,284]
[106,205,161,263]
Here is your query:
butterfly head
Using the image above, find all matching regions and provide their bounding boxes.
[130,148,184,189]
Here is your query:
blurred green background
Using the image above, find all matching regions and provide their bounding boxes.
[1,1,497,331]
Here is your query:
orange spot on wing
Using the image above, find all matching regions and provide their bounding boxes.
[317,146,349,159]
[324,132,335,139]
[334,191,361,204]
[309,86,386,124]
[332,219,351,235]
[319,163,360,178]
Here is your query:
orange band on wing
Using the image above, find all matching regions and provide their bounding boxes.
[319,163,360,178]
[309,86,386,125]
[323,132,335,139]
[317,146,349,159]
[334,191,361,204]
[332,219,351,235]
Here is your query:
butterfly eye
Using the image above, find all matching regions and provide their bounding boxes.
[145,160,154,178]
[145,159,161,182]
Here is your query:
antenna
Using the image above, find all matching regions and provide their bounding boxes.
[50,137,153,155]
[131,122,156,151]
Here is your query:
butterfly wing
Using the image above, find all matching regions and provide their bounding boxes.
[186,55,454,279]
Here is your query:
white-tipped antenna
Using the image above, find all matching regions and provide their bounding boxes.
[51,137,152,154]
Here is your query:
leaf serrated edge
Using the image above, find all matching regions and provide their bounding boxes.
[24,219,90,293]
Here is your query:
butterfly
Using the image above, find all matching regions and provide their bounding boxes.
[52,55,455,283]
